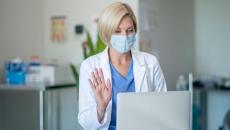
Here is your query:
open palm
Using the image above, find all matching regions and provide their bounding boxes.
[89,68,112,109]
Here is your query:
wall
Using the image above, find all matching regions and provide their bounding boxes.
[195,0,230,77]
[139,0,195,90]
[0,0,44,82]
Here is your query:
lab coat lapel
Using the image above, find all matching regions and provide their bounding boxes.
[100,47,112,82]
[132,49,147,92]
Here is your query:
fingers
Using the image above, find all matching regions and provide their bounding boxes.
[90,68,105,89]
[89,68,112,91]
[99,68,105,85]
[91,71,98,86]
[88,79,95,92]
[106,78,112,91]
[93,68,102,85]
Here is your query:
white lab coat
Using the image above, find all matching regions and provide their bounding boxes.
[78,47,167,130]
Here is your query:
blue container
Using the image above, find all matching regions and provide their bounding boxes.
[4,62,27,85]
[6,71,26,85]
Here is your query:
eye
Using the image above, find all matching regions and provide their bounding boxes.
[115,30,121,34]
[127,28,134,33]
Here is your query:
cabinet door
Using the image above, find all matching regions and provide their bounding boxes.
[44,87,83,130]
[0,90,40,130]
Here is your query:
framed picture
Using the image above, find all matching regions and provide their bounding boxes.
[50,16,66,43]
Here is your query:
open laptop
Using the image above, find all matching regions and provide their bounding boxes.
[117,91,191,130]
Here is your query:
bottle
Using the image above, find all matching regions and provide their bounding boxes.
[29,55,41,66]
[26,55,42,85]
[176,75,187,91]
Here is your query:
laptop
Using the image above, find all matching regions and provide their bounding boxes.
[117,91,191,130]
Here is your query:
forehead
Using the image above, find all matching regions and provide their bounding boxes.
[117,15,134,29]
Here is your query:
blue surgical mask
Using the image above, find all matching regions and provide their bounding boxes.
[110,34,136,53]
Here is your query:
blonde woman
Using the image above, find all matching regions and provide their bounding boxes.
[78,2,167,130]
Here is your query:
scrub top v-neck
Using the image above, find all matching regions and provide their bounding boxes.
[108,59,135,130]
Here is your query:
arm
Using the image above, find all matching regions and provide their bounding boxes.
[89,68,112,123]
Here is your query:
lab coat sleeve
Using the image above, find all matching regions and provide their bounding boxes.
[78,60,109,130]
[153,58,167,92]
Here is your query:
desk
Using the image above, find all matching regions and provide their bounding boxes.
[0,83,82,130]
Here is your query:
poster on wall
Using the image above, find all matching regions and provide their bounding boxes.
[50,16,67,43]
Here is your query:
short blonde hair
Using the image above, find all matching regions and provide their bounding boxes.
[98,2,137,44]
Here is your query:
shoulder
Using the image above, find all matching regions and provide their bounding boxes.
[132,49,159,65]
[80,52,103,69]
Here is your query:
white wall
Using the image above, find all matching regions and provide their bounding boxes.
[43,0,139,65]
[139,0,195,90]
[0,0,44,82]
[195,0,230,77]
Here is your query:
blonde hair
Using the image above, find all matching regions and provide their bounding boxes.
[98,2,137,44]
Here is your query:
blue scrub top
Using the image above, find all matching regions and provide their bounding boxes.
[108,59,135,130]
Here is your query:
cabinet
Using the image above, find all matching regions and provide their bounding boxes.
[0,83,83,130]
[193,88,230,130]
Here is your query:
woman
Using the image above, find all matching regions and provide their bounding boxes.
[78,2,167,130]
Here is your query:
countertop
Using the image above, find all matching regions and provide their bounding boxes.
[0,81,76,91]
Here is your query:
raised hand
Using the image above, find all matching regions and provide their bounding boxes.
[88,68,112,122]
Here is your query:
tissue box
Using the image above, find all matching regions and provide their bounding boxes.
[26,66,54,84]
[25,64,75,85]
